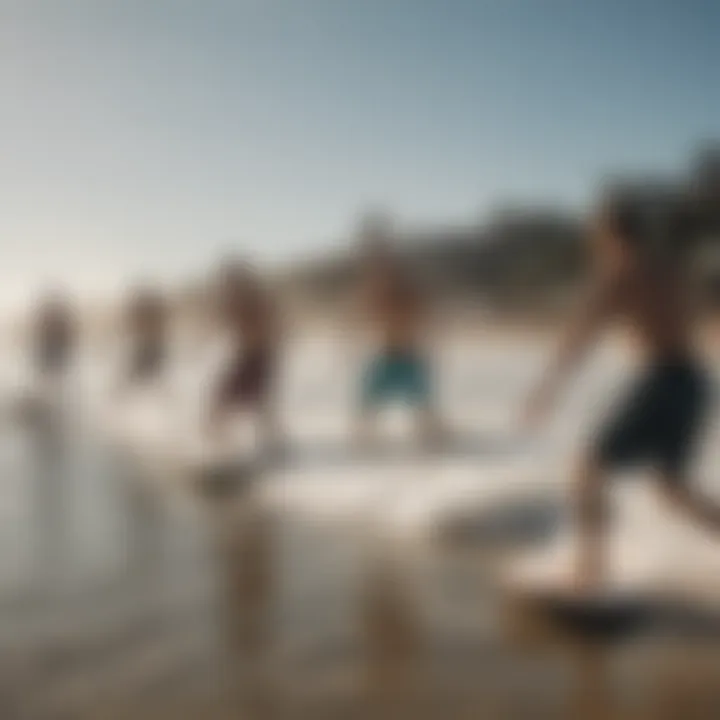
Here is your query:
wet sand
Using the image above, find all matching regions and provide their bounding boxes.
[3,334,720,719]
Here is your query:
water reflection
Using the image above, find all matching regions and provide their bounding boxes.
[27,406,71,594]
[5,418,720,718]
[362,537,423,718]
[211,488,277,718]
[114,453,169,584]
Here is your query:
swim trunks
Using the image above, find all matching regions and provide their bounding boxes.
[595,357,710,478]
[128,343,165,382]
[36,333,72,376]
[361,350,431,408]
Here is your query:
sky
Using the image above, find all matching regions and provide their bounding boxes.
[1,0,719,309]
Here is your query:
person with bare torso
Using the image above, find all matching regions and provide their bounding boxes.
[354,239,442,446]
[119,287,168,391]
[33,291,76,382]
[208,260,281,451]
[525,188,720,592]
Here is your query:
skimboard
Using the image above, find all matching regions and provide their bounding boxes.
[502,532,664,642]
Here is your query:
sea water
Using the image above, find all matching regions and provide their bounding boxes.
[2,333,720,717]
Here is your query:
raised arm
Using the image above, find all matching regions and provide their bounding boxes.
[524,268,624,426]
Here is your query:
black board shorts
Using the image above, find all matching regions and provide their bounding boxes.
[595,357,711,478]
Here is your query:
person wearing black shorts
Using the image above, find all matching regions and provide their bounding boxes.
[596,357,709,479]
[524,186,720,592]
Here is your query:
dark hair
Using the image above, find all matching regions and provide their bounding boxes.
[603,197,643,247]
[601,181,701,263]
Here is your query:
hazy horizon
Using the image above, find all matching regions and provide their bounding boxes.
[2,0,719,311]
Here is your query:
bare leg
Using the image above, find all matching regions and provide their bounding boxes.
[573,455,609,593]
[415,403,444,449]
[206,403,232,442]
[657,478,720,533]
[356,405,379,450]
[258,394,284,458]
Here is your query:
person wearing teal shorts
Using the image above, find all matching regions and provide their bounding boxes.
[352,232,443,447]
[361,351,432,408]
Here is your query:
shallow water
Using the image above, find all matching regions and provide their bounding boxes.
[3,336,720,719]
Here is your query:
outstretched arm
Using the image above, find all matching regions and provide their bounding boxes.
[524,270,623,426]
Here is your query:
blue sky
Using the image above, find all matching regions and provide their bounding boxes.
[1,0,718,306]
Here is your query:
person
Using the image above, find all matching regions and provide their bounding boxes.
[118,286,168,392]
[32,290,77,384]
[207,259,282,454]
[523,185,720,593]
[352,233,443,447]
[14,289,77,426]
[25,291,77,583]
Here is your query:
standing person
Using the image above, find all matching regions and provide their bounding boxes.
[25,290,77,589]
[523,186,720,593]
[351,232,443,448]
[117,286,169,392]
[111,286,171,582]
[32,290,77,386]
[207,259,283,456]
